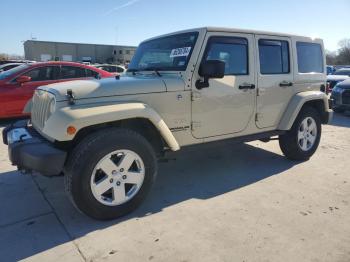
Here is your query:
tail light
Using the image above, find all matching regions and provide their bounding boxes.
[326,82,331,94]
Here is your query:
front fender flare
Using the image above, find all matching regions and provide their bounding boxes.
[278,91,331,130]
[42,102,180,151]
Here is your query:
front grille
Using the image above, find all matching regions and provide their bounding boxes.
[31,90,51,130]
[342,90,350,105]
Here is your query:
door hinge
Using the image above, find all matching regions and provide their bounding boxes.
[191,91,202,101]
[191,121,201,130]
[255,113,263,122]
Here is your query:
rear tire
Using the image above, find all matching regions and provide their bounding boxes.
[279,106,321,161]
[64,128,157,220]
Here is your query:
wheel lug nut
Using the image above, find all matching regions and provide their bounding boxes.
[112,170,117,175]
[120,168,124,172]
[122,175,127,180]
[116,181,121,186]
[110,178,114,183]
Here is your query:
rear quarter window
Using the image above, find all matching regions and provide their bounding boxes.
[296,42,324,73]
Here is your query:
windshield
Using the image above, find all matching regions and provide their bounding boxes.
[0,64,29,80]
[333,70,350,76]
[128,32,198,72]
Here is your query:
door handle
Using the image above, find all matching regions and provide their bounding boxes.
[279,81,293,87]
[239,84,255,90]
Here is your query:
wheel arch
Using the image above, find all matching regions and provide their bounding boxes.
[44,102,180,152]
[278,91,331,130]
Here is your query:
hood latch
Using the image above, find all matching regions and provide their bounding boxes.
[66,89,75,105]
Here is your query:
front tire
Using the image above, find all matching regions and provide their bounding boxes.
[64,128,157,220]
[279,106,321,161]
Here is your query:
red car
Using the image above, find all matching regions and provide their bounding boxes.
[0,62,113,119]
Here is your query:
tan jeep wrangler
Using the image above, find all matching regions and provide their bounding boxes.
[3,27,332,220]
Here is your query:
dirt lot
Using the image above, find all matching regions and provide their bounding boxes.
[0,114,349,262]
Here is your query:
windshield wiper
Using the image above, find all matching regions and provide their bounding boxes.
[126,68,140,75]
[127,67,162,77]
[142,67,162,77]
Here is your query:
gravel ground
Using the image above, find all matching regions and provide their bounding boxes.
[0,113,349,262]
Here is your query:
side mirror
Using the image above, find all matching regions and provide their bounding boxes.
[196,60,225,89]
[16,75,31,84]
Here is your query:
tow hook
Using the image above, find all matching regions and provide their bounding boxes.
[18,168,32,175]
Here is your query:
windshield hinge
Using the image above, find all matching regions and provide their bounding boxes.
[191,91,202,101]
[191,121,201,130]
[66,89,75,105]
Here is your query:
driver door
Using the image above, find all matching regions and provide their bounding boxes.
[191,32,256,138]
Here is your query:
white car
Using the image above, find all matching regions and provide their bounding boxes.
[94,64,126,74]
[0,63,23,72]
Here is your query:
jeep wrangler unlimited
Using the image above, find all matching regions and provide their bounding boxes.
[3,27,332,220]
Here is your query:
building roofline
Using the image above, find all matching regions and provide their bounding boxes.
[23,40,136,48]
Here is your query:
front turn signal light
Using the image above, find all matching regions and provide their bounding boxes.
[67,126,77,135]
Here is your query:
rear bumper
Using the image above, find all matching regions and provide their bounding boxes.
[322,99,334,124]
[2,121,67,176]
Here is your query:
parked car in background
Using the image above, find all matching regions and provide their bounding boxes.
[326,68,350,92]
[0,60,35,65]
[0,63,23,72]
[0,62,113,119]
[331,78,350,113]
[94,64,126,74]
[326,65,335,75]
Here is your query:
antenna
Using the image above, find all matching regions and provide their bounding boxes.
[30,33,37,40]
[114,26,118,45]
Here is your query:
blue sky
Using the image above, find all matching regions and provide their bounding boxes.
[1,0,349,55]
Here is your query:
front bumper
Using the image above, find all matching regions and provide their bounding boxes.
[2,121,67,176]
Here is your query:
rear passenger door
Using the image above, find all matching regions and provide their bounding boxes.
[59,66,88,81]
[255,35,294,128]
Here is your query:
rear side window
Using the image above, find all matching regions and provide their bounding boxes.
[204,37,248,75]
[296,42,324,73]
[86,69,98,78]
[259,39,290,74]
[61,66,86,79]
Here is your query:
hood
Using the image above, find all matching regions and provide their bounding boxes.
[327,75,350,81]
[39,75,172,101]
[336,79,350,89]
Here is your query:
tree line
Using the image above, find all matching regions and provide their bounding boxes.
[326,39,350,65]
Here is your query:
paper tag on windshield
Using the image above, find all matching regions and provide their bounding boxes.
[170,47,191,58]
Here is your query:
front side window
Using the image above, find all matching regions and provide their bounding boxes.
[296,42,323,73]
[203,37,248,75]
[259,39,290,74]
[128,32,198,71]
[61,66,86,79]
[22,66,58,81]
